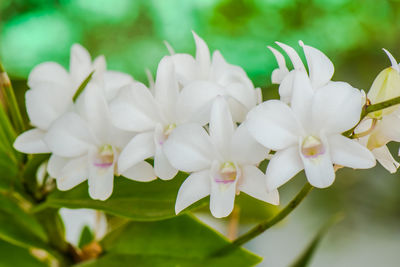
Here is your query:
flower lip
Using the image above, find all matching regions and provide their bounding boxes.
[214,161,238,184]
[301,136,325,158]
[94,144,114,168]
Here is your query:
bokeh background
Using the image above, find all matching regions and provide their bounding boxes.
[2,0,400,266]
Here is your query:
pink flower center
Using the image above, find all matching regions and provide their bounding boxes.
[93,144,114,168]
[215,162,237,184]
[301,136,325,158]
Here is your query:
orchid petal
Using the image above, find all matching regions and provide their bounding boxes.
[154,56,179,122]
[312,82,362,134]
[246,100,301,150]
[70,44,93,87]
[45,112,93,157]
[154,146,178,180]
[118,132,155,173]
[57,155,89,191]
[266,145,303,191]
[373,145,399,173]
[231,123,269,165]
[121,161,157,182]
[88,147,114,201]
[290,71,314,128]
[275,42,305,70]
[109,83,161,132]
[383,48,400,72]
[329,134,376,169]
[210,161,237,218]
[239,165,279,205]
[170,54,197,86]
[209,97,235,158]
[176,81,222,124]
[103,70,134,101]
[300,137,335,188]
[175,170,210,214]
[193,31,211,77]
[268,46,289,84]
[13,129,50,154]
[164,123,215,172]
[28,62,71,89]
[299,41,334,88]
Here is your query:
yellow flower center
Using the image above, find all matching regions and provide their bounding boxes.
[301,136,325,158]
[215,162,237,184]
[94,144,114,168]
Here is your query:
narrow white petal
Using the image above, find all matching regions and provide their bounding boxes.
[231,123,269,165]
[88,147,114,201]
[154,146,178,180]
[193,31,211,76]
[299,41,334,88]
[117,132,155,173]
[175,170,211,214]
[45,113,93,157]
[163,123,215,172]
[28,62,71,89]
[13,129,50,154]
[268,46,289,84]
[373,145,399,173]
[275,42,305,70]
[57,155,89,191]
[329,134,376,169]
[82,83,112,142]
[154,56,179,121]
[239,165,279,205]
[266,146,303,191]
[278,70,296,103]
[300,137,335,188]
[311,82,362,134]
[109,83,161,132]
[290,71,314,128]
[120,161,157,182]
[209,97,235,158]
[383,48,400,72]
[210,172,237,218]
[70,44,93,87]
[246,100,301,150]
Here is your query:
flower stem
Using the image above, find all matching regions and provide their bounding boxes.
[343,95,400,137]
[212,183,313,256]
[0,63,25,134]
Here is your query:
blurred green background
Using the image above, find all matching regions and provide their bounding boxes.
[2,0,400,266]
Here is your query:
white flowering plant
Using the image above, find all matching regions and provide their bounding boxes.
[0,32,400,266]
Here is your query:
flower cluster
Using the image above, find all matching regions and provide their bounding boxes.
[14,32,400,218]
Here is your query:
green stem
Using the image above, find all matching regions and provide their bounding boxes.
[344,95,400,137]
[0,63,25,134]
[213,183,313,256]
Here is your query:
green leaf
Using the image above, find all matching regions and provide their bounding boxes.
[0,193,49,250]
[43,172,204,221]
[76,214,261,267]
[73,71,94,102]
[78,226,94,249]
[0,239,47,267]
[290,213,344,267]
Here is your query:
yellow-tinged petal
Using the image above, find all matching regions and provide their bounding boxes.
[368,67,400,118]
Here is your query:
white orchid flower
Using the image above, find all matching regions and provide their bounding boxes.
[163,97,278,218]
[13,44,133,154]
[170,31,261,123]
[246,71,376,190]
[354,49,400,173]
[109,56,190,180]
[269,41,334,104]
[45,83,155,201]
